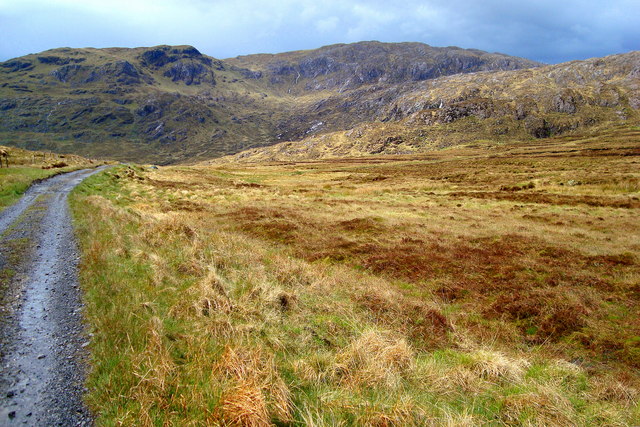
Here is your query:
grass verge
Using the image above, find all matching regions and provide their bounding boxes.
[0,145,100,211]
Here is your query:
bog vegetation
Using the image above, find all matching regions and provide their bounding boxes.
[70,127,639,425]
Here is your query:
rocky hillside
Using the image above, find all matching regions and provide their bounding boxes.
[0,42,638,164]
[0,42,540,163]
[227,41,540,93]
[0,45,282,163]
[225,51,640,162]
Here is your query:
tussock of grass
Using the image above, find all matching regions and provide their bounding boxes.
[466,349,529,383]
[70,131,640,425]
[332,330,414,388]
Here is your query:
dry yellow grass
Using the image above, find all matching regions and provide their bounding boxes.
[70,127,640,424]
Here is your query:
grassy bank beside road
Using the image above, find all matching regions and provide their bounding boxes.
[0,145,99,211]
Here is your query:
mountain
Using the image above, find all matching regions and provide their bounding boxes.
[0,42,540,163]
[225,51,640,161]
[0,42,637,164]
[226,41,540,93]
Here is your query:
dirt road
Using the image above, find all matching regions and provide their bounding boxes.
[0,167,107,425]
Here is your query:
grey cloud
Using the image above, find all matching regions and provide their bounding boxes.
[0,0,638,63]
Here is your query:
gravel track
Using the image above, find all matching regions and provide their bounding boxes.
[0,167,107,426]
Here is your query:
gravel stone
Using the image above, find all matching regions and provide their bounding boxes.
[0,167,108,425]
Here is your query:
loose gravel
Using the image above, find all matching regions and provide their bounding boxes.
[0,167,107,426]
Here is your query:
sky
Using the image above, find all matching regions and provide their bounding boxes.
[0,0,638,64]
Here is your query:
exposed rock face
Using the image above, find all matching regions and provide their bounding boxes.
[141,45,213,68]
[228,41,542,92]
[440,98,494,123]
[85,61,148,85]
[49,61,146,85]
[37,56,85,66]
[141,49,173,67]
[163,60,214,85]
[0,60,34,72]
[136,103,160,118]
[0,100,17,111]
[50,64,87,83]
[138,46,217,85]
[238,68,263,79]
[552,91,579,114]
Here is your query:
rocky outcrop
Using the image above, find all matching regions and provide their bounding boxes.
[0,100,17,111]
[228,41,542,92]
[37,56,86,66]
[551,91,580,114]
[48,61,150,85]
[138,46,218,85]
[50,65,88,83]
[0,60,34,72]
[163,60,214,85]
[85,61,149,85]
[141,45,214,67]
[141,49,173,67]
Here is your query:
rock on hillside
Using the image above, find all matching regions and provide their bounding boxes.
[222,51,640,162]
[226,41,541,93]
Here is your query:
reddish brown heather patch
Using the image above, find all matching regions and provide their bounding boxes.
[448,191,640,208]
[232,206,291,221]
[356,290,452,350]
[587,252,636,267]
[233,181,263,188]
[434,284,469,302]
[232,207,302,244]
[337,217,386,233]
[485,289,591,341]
[336,233,638,359]
[299,237,380,263]
[361,235,534,289]
[230,205,637,299]
[161,198,207,212]
[145,177,193,190]
[359,234,636,293]
[574,326,640,368]
[241,220,298,244]
[342,173,389,183]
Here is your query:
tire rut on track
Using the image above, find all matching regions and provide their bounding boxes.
[0,167,108,426]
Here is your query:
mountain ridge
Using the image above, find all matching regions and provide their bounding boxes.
[0,42,637,163]
[222,50,640,162]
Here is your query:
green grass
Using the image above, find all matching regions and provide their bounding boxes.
[0,237,29,306]
[0,166,86,211]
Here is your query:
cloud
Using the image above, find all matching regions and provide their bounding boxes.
[0,0,638,63]
[316,16,339,33]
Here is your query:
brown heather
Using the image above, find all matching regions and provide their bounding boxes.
[69,126,640,425]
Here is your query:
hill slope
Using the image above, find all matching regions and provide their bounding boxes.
[227,41,540,94]
[0,42,638,164]
[225,51,640,162]
[0,42,540,163]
